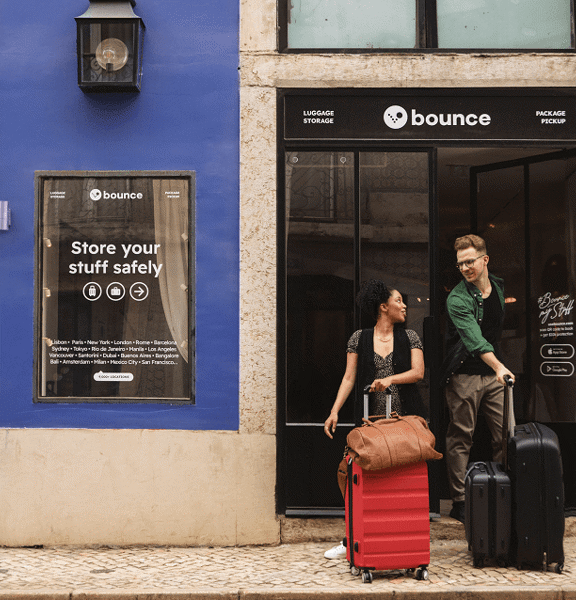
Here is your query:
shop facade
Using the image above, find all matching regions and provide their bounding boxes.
[2,0,576,547]
[240,0,576,523]
[277,89,576,514]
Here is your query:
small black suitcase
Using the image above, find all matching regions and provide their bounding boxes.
[465,460,512,567]
[464,377,513,568]
[508,420,565,572]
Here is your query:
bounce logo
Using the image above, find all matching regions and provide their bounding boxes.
[383,105,408,130]
[383,105,492,129]
[89,188,144,201]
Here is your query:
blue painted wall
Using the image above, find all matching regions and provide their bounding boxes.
[0,1,239,429]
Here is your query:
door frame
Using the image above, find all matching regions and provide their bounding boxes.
[277,87,576,517]
[277,145,441,516]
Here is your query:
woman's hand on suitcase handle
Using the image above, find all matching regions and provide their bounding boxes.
[324,412,339,439]
[370,378,392,392]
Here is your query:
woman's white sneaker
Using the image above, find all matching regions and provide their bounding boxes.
[324,542,347,559]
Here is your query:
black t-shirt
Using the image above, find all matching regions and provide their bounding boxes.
[458,287,502,375]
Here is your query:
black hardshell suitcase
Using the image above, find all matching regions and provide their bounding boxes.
[464,378,513,568]
[508,420,565,572]
[465,461,512,567]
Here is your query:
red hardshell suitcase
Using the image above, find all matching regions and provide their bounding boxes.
[344,387,430,583]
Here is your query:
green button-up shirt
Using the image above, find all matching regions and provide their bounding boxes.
[440,273,505,386]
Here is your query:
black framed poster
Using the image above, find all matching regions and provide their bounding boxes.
[35,171,195,404]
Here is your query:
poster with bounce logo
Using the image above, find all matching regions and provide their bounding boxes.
[35,172,194,403]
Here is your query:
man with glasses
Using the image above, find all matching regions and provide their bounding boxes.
[440,234,515,524]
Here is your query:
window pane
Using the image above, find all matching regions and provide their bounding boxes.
[287,0,416,49]
[529,157,576,422]
[437,0,572,49]
[38,174,193,403]
[476,165,527,418]
[285,151,355,424]
[359,152,430,411]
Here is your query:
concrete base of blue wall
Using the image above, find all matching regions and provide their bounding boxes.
[0,429,278,547]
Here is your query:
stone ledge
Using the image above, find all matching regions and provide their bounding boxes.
[280,516,576,544]
[279,516,466,544]
[240,52,576,89]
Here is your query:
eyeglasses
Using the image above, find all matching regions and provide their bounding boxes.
[456,255,486,271]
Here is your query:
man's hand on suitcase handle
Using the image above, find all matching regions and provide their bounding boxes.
[495,365,515,386]
[480,351,514,386]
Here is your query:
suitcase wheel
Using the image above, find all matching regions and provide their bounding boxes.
[361,570,373,584]
[416,567,429,581]
[350,566,360,577]
[554,563,564,574]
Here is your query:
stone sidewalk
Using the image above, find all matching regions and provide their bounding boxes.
[1,534,575,599]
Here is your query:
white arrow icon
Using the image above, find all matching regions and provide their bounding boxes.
[130,282,149,301]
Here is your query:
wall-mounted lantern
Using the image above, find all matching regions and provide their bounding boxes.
[76,0,145,92]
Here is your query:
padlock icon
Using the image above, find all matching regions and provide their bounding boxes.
[88,285,97,297]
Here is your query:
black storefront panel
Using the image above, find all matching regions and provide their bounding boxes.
[284,90,576,142]
[279,89,576,512]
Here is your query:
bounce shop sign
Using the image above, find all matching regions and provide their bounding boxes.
[38,173,192,402]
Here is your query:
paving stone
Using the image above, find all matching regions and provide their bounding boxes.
[0,539,574,598]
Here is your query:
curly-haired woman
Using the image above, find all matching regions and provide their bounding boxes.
[322,279,427,559]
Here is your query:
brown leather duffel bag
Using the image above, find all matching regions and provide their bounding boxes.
[346,413,442,472]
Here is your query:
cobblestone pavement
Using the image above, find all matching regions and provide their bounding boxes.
[0,537,575,598]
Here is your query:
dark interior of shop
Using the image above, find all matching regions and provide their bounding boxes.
[282,146,576,514]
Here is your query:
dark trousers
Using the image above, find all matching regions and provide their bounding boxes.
[445,373,508,502]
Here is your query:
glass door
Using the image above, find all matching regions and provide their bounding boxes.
[471,162,529,418]
[280,150,438,515]
[469,148,576,508]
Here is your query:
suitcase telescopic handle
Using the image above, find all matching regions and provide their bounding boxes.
[502,375,514,470]
[363,385,392,419]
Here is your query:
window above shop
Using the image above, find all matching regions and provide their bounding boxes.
[280,0,574,52]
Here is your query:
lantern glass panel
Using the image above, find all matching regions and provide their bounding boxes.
[78,22,138,86]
